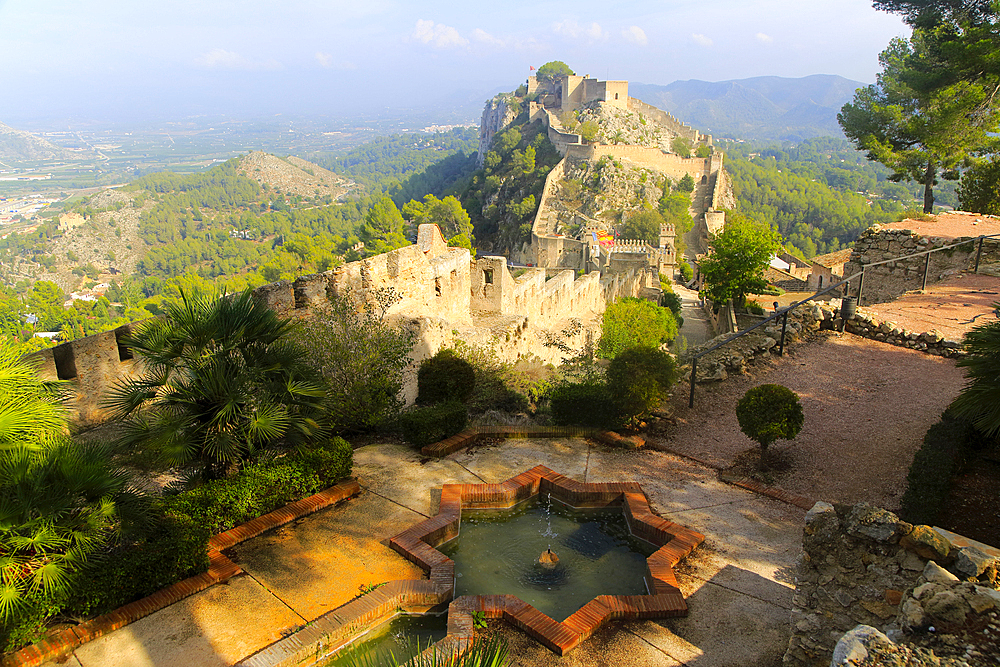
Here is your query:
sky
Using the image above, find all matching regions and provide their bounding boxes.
[0,0,909,125]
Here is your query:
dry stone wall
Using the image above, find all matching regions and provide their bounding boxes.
[785,502,1000,667]
[844,226,1000,306]
[28,224,652,427]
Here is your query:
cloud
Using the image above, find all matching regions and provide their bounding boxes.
[411,19,468,48]
[472,28,505,48]
[553,20,604,42]
[690,33,713,47]
[315,52,356,70]
[755,32,773,43]
[622,26,647,46]
[195,48,281,71]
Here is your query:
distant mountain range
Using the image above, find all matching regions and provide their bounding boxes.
[0,121,72,161]
[630,74,867,142]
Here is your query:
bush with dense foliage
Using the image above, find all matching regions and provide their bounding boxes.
[159,438,353,534]
[550,381,621,429]
[949,316,1000,438]
[606,347,677,426]
[735,384,804,455]
[0,341,150,649]
[417,349,476,405]
[296,288,414,433]
[598,297,677,359]
[399,402,468,447]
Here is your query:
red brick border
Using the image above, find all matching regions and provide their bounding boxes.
[2,479,361,667]
[421,427,642,457]
[388,465,704,656]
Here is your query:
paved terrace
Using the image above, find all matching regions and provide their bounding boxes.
[42,438,806,667]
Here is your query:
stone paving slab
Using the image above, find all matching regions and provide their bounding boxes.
[353,443,484,516]
[230,490,426,622]
[68,576,302,667]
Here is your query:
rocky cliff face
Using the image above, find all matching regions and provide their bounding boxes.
[477,95,518,167]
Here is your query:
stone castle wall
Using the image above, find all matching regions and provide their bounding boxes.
[626,97,707,144]
[28,224,652,428]
[785,502,999,667]
[844,226,1000,306]
[564,144,713,181]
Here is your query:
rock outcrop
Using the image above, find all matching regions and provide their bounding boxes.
[477,95,519,167]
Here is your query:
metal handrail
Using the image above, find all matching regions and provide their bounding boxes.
[686,231,1000,407]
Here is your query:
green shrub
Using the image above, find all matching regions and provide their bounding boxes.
[598,297,677,359]
[159,438,354,535]
[417,349,476,404]
[900,411,980,525]
[550,381,622,429]
[63,512,211,619]
[0,588,66,654]
[745,301,765,315]
[736,384,804,455]
[607,347,677,425]
[661,290,683,318]
[399,402,468,447]
[679,260,694,282]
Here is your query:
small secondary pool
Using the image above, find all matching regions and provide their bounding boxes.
[325,614,448,665]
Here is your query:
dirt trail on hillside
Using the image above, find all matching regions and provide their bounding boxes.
[655,331,966,511]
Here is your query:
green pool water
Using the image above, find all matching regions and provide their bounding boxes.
[325,614,448,665]
[439,496,656,622]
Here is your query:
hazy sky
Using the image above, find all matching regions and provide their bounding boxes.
[0,0,908,124]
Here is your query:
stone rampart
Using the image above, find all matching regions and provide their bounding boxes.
[28,224,650,427]
[626,97,708,144]
[564,144,712,181]
[784,501,999,667]
[844,226,1000,305]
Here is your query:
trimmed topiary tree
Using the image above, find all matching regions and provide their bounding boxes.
[736,384,804,463]
[417,349,475,405]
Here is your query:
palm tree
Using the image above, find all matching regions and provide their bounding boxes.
[950,314,1000,437]
[104,289,327,479]
[0,441,146,621]
[0,340,145,622]
[0,341,66,452]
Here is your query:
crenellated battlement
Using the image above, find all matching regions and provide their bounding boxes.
[28,224,656,428]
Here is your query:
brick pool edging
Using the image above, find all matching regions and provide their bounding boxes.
[391,465,705,657]
[1,479,361,667]
[421,426,644,457]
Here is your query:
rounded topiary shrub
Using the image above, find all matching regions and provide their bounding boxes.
[417,349,475,404]
[399,401,468,447]
[736,384,804,455]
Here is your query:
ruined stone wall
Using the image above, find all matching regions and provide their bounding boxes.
[784,502,1000,667]
[29,224,650,427]
[626,98,707,144]
[844,227,1000,305]
[564,144,712,181]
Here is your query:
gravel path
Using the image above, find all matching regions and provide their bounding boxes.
[656,331,966,511]
[862,272,1000,340]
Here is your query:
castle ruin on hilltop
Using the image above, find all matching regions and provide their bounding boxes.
[478,74,736,274]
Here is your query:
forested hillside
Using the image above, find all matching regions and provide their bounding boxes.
[313,128,478,195]
[459,114,562,254]
[722,137,957,257]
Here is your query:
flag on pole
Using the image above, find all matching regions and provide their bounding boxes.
[529,65,535,71]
